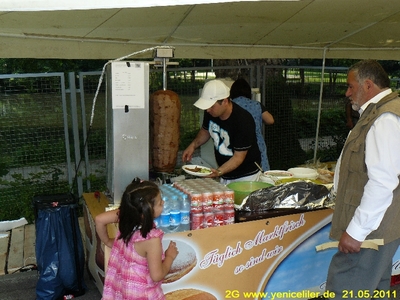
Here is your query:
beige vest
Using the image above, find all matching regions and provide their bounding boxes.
[330,92,400,243]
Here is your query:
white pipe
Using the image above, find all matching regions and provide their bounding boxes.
[313,48,327,164]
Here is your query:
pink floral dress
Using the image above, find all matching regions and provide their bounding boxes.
[102,227,165,300]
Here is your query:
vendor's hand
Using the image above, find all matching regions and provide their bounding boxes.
[165,241,179,260]
[338,231,362,253]
[182,146,194,163]
[205,168,222,178]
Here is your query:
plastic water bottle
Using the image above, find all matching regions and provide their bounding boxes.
[169,194,181,232]
[160,195,171,233]
[180,193,191,232]
[154,215,161,228]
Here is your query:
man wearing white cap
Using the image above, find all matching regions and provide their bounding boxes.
[182,79,261,183]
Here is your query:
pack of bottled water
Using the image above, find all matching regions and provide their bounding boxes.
[155,184,191,233]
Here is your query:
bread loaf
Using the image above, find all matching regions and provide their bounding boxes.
[165,289,217,300]
[150,90,181,172]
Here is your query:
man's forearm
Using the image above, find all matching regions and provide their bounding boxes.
[192,128,210,149]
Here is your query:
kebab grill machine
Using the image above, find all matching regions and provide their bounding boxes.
[105,48,180,205]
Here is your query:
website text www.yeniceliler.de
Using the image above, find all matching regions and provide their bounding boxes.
[225,290,335,299]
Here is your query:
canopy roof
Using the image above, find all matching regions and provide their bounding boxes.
[1,0,400,60]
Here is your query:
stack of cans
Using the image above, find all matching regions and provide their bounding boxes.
[173,178,235,230]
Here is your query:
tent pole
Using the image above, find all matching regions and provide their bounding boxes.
[163,58,167,90]
[313,48,327,164]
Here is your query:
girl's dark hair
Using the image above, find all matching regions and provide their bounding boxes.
[117,177,160,245]
[230,78,252,100]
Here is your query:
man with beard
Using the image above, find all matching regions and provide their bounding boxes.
[325,60,400,299]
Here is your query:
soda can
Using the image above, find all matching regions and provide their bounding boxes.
[224,209,235,225]
[212,191,225,205]
[191,212,204,230]
[224,190,235,204]
[203,212,214,228]
[202,204,214,213]
[202,192,213,206]
[190,204,203,214]
[190,192,203,207]
[214,210,225,226]
[223,203,235,211]
[213,203,225,212]
[63,295,74,300]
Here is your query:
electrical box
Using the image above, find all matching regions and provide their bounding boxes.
[105,61,150,204]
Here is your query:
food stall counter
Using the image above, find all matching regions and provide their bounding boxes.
[83,191,338,299]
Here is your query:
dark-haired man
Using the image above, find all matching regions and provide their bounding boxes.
[182,79,261,184]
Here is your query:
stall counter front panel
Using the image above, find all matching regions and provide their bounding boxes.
[83,192,400,299]
[83,192,339,298]
[158,208,335,299]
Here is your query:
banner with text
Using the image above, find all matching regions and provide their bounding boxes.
[162,209,335,300]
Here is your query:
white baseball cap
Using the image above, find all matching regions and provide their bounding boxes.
[194,79,230,110]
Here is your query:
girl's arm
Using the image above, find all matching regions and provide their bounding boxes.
[143,238,178,282]
[94,209,119,248]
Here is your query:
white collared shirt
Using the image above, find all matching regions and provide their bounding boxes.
[335,89,400,241]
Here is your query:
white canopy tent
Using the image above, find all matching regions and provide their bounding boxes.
[0,0,399,60]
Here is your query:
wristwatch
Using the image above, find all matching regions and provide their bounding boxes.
[217,169,223,176]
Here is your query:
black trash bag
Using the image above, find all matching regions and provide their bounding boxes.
[34,193,86,300]
[238,181,335,212]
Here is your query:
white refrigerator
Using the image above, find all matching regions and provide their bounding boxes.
[105,61,150,204]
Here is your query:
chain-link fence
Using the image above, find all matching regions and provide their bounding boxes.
[0,73,70,221]
[263,66,349,170]
[0,65,398,222]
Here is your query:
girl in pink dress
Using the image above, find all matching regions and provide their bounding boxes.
[100,178,178,300]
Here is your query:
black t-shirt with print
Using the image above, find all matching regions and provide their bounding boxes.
[202,102,261,179]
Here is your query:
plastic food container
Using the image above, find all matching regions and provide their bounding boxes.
[261,170,294,184]
[227,181,273,205]
[263,170,293,179]
[287,167,318,179]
